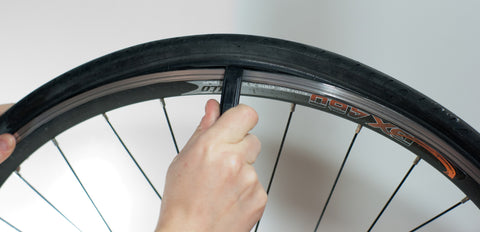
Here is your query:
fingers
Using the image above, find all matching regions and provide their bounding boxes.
[237,165,267,224]
[182,100,260,166]
[238,134,261,164]
[208,104,259,144]
[209,102,260,165]
[0,134,16,164]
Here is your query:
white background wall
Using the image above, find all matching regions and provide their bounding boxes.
[1,1,479,231]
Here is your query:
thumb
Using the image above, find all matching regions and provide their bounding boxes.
[179,99,220,154]
[196,99,220,134]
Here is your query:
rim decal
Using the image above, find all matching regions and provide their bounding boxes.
[310,94,458,179]
[309,94,369,119]
[187,82,459,180]
[369,116,456,178]
[390,128,457,179]
[368,116,414,146]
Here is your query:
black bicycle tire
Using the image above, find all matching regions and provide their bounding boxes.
[0,34,479,210]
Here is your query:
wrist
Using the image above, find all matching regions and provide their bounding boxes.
[155,205,207,232]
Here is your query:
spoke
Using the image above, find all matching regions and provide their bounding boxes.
[102,113,162,200]
[314,124,363,232]
[254,103,296,232]
[14,171,80,231]
[368,156,421,231]
[160,98,179,154]
[0,217,21,232]
[410,197,470,232]
[52,138,112,232]
[266,103,296,195]
[220,66,243,114]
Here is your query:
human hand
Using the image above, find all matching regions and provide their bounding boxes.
[0,104,16,164]
[156,99,267,232]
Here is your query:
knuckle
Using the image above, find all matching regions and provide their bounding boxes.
[258,190,268,206]
[224,154,243,174]
[243,167,259,185]
[238,104,259,124]
[249,134,261,152]
[197,135,217,155]
[252,188,268,214]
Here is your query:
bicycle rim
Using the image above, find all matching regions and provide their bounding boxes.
[0,34,479,231]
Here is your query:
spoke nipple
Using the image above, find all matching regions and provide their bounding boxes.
[102,113,110,122]
[15,166,21,173]
[160,98,166,107]
[14,170,21,177]
[413,156,421,165]
[461,196,470,204]
[52,138,59,147]
[290,103,296,112]
[355,124,363,134]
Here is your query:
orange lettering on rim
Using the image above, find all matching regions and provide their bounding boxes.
[309,94,328,107]
[369,116,456,179]
[390,128,456,179]
[329,100,348,114]
[367,116,396,134]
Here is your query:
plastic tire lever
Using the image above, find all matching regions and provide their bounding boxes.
[220,67,243,114]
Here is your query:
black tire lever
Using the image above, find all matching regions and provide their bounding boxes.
[220,67,243,114]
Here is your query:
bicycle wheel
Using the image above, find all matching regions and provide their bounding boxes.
[0,34,479,231]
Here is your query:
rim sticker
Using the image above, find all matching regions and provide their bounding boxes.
[309,94,457,179]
